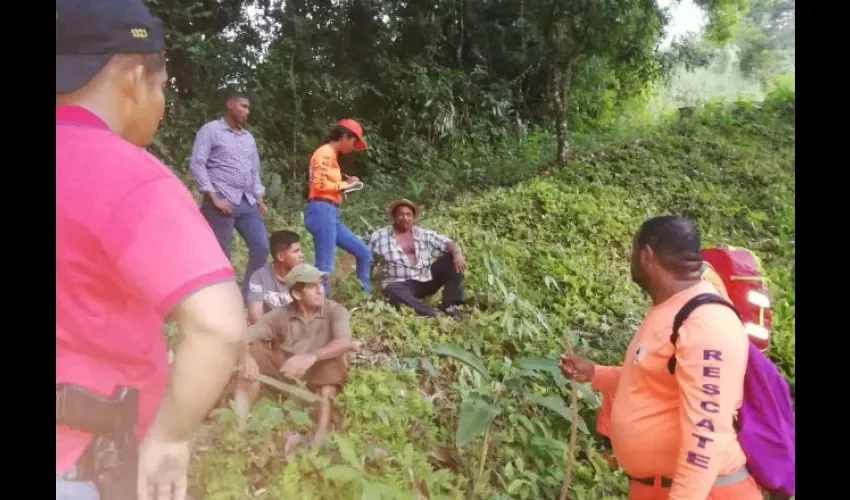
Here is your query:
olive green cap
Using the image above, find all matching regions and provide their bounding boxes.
[284,263,328,289]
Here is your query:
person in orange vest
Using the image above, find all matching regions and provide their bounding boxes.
[595,259,732,467]
[565,216,760,499]
[303,119,372,294]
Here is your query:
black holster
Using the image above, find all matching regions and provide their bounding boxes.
[56,383,139,500]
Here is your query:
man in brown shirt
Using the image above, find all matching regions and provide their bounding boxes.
[233,263,353,448]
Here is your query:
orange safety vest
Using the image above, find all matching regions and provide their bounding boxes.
[596,262,731,439]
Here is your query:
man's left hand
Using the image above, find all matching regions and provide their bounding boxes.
[137,433,190,500]
[453,252,466,273]
[280,353,318,379]
[257,199,267,217]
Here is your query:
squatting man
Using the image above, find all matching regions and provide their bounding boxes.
[232,263,353,453]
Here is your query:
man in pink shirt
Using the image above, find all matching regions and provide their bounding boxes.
[57,1,247,499]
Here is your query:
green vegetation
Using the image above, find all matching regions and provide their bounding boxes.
[180,88,795,499]
[147,1,794,497]
[652,0,795,110]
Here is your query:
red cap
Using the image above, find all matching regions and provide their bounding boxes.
[337,118,367,150]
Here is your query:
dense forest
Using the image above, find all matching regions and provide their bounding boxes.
[148,0,794,196]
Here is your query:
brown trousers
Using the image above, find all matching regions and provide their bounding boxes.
[249,341,348,390]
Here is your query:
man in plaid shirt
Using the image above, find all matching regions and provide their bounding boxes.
[368,199,466,319]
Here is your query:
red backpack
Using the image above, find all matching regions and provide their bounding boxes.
[673,249,794,497]
[700,247,772,351]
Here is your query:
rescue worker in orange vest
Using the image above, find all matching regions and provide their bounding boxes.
[564,216,761,500]
[595,260,731,466]
[303,119,372,294]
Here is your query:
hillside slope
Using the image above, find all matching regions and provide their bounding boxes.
[190,90,795,500]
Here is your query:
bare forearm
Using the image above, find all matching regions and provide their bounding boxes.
[155,336,241,438]
[148,284,247,441]
[446,241,461,256]
[314,336,353,361]
[246,303,264,325]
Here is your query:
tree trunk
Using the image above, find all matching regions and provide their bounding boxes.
[551,61,574,164]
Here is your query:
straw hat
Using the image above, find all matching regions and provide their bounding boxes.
[385,199,422,221]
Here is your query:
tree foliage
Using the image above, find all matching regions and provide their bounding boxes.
[148,0,753,180]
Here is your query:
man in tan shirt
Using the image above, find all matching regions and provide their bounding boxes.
[234,263,353,449]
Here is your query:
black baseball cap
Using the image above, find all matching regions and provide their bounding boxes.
[56,0,166,94]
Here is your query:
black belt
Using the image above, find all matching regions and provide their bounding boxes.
[308,197,339,207]
[629,475,673,487]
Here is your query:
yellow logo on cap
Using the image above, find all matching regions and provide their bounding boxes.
[130,28,148,39]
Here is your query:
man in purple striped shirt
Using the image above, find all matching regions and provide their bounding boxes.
[190,90,269,299]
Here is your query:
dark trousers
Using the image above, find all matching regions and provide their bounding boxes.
[200,194,270,300]
[383,253,464,317]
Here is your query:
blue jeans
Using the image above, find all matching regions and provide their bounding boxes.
[304,200,372,293]
[201,194,270,299]
[56,480,99,499]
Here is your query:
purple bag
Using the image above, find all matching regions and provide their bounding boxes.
[668,294,795,498]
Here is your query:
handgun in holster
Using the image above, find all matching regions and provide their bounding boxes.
[56,383,140,500]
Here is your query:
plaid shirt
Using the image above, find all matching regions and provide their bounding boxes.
[369,225,451,287]
[189,118,265,206]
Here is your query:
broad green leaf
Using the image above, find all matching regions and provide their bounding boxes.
[513,413,537,435]
[577,383,600,408]
[456,397,500,446]
[515,357,569,387]
[504,370,543,390]
[433,343,490,380]
[507,479,529,494]
[333,434,363,470]
[323,465,361,483]
[515,357,560,374]
[515,358,600,401]
[255,374,323,404]
[528,395,590,434]
[504,461,514,479]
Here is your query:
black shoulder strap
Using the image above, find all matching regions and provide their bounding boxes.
[667,293,741,375]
